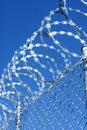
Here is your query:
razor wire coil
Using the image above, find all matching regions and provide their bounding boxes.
[0,0,87,130]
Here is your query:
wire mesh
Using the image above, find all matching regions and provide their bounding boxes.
[0,0,87,130]
[20,63,87,130]
[6,62,87,130]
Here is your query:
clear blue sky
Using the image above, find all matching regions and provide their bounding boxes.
[0,0,86,75]
[0,1,87,130]
[0,0,57,75]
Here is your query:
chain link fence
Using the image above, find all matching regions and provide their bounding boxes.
[0,0,87,129]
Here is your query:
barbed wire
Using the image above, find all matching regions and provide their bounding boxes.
[0,0,87,130]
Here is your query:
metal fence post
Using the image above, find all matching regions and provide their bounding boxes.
[82,46,87,107]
